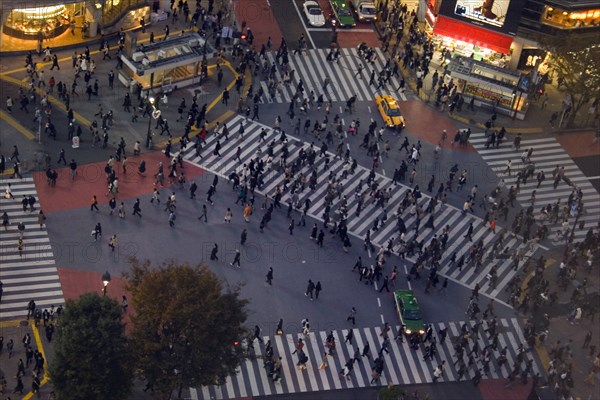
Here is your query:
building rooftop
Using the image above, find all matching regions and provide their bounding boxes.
[447,55,521,89]
[125,32,214,75]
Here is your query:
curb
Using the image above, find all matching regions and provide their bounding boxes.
[373,21,574,136]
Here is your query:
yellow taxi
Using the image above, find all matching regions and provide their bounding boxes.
[375,95,405,128]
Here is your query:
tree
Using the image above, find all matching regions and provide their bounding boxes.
[126,258,250,399]
[49,292,133,400]
[537,32,600,127]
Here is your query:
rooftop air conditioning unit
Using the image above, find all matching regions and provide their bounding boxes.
[157,50,166,59]
[188,39,200,47]
[132,52,145,62]
[142,58,150,66]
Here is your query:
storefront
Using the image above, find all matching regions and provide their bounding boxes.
[1,0,151,43]
[430,15,513,67]
[119,32,216,95]
[3,5,71,40]
[446,55,529,120]
[422,0,530,67]
[542,6,600,30]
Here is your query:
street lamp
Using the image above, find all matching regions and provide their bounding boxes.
[102,270,111,296]
[146,71,155,149]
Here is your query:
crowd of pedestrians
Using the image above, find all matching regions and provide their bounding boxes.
[1,0,599,396]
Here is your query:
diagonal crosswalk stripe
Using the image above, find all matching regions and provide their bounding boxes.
[257,48,409,104]
[469,132,600,243]
[181,116,540,304]
[191,319,543,397]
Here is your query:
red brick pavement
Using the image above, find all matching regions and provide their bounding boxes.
[401,100,475,152]
[234,0,284,48]
[478,378,533,400]
[33,151,206,213]
[555,132,600,158]
[57,267,133,331]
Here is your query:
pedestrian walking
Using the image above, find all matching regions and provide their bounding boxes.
[464,222,473,241]
[253,325,264,343]
[433,360,446,382]
[305,279,315,300]
[224,208,233,223]
[69,159,78,179]
[57,149,67,165]
[362,342,371,358]
[210,243,219,260]
[92,222,102,241]
[378,337,390,356]
[340,358,355,380]
[379,276,390,292]
[315,281,322,299]
[292,338,304,355]
[317,229,325,247]
[319,352,328,369]
[347,307,357,325]
[241,229,247,245]
[38,210,46,229]
[168,211,176,227]
[198,204,208,222]
[122,296,128,313]
[118,202,125,218]
[108,234,117,251]
[266,267,273,285]
[90,195,99,212]
[230,250,241,268]
[345,329,354,344]
[132,198,142,217]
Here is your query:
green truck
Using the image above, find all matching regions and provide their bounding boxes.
[329,0,357,28]
[393,289,425,336]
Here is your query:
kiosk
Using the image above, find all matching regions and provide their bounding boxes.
[446,55,529,120]
[119,32,215,96]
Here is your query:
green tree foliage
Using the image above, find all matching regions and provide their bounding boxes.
[127,258,250,399]
[538,32,600,127]
[48,292,133,400]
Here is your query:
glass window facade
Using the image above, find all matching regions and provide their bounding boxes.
[542,6,600,29]
[2,0,149,40]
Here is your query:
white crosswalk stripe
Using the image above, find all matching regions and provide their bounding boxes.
[182,116,540,303]
[191,318,542,398]
[469,132,600,243]
[258,48,408,104]
[0,177,64,319]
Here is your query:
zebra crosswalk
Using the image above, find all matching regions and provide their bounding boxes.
[0,177,64,319]
[259,48,408,104]
[469,132,600,242]
[182,115,539,302]
[190,318,542,399]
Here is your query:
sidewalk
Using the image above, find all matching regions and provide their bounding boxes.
[372,19,599,136]
[0,20,242,175]
[0,319,53,399]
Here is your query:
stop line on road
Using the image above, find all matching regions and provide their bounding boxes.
[0,177,64,319]
[258,48,408,104]
[182,115,539,302]
[469,132,600,243]
[190,318,542,399]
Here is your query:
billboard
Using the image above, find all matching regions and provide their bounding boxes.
[454,0,510,28]
[438,0,524,36]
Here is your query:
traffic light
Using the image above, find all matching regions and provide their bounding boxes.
[240,33,247,40]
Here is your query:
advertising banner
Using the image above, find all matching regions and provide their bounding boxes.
[438,0,525,36]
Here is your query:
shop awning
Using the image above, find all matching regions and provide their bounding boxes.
[433,16,513,55]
